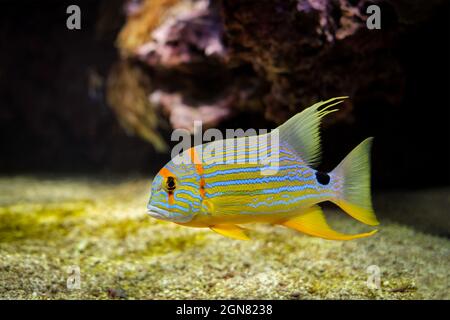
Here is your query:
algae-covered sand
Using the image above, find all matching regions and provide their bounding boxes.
[0,176,449,299]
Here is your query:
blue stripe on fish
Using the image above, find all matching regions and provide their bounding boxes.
[206,174,315,187]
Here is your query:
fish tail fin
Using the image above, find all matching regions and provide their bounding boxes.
[330,137,379,226]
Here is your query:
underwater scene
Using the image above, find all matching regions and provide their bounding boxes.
[0,0,449,301]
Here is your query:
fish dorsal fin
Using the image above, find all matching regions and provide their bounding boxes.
[210,224,250,240]
[275,97,347,167]
[280,205,377,240]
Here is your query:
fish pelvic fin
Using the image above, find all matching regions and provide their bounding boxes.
[280,205,378,240]
[330,137,379,226]
[210,224,250,240]
[276,96,347,167]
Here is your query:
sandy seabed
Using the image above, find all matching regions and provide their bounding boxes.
[0,176,448,299]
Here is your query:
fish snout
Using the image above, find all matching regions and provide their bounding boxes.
[146,204,169,220]
[146,203,194,223]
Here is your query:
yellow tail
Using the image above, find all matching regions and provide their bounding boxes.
[330,137,379,226]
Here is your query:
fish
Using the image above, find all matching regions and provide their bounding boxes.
[147,96,379,240]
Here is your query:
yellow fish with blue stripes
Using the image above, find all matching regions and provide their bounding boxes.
[147,97,379,240]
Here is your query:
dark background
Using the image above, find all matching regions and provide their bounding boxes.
[0,0,169,174]
[0,0,449,191]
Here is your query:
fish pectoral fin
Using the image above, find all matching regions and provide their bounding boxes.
[201,199,215,216]
[210,224,250,241]
[280,206,377,240]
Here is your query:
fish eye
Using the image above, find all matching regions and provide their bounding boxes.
[163,176,177,193]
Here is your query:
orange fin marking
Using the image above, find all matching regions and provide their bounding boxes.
[189,147,206,198]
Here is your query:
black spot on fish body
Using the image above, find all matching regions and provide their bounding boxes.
[315,171,330,185]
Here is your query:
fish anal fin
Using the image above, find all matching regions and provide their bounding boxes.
[210,224,250,240]
[280,206,377,240]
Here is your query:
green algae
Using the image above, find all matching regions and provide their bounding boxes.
[0,201,90,241]
[0,176,449,299]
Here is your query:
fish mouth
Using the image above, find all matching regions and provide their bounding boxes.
[146,204,193,223]
[146,204,171,220]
